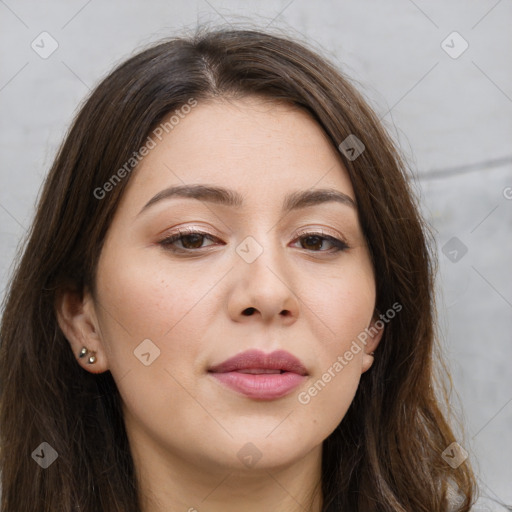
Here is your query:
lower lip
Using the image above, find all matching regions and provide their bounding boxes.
[209,371,306,400]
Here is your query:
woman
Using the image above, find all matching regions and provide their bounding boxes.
[0,26,476,511]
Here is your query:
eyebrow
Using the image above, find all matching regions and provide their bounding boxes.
[138,184,357,216]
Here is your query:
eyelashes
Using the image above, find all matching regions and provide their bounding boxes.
[158,227,349,255]
[291,228,349,252]
[159,228,217,252]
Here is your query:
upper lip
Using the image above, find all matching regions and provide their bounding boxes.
[208,349,308,376]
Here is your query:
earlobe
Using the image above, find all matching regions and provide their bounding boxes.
[361,351,376,373]
[78,346,98,365]
[361,312,385,374]
[55,287,108,374]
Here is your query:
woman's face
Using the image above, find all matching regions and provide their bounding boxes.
[85,96,382,473]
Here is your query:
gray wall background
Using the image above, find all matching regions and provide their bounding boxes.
[0,0,511,509]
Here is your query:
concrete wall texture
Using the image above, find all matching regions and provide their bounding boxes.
[0,0,511,509]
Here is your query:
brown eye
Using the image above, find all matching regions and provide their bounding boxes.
[300,235,324,251]
[180,233,206,249]
[292,232,349,253]
[159,229,219,252]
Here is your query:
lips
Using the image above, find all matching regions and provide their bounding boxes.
[208,349,308,400]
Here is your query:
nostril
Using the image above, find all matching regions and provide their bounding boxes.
[242,307,256,316]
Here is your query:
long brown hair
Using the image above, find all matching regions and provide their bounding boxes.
[0,25,476,511]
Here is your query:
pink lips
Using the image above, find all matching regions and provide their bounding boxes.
[208,349,308,400]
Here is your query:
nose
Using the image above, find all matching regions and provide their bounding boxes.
[227,241,300,325]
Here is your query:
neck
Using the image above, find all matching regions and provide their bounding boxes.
[131,433,323,512]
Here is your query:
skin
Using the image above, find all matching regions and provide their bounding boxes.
[57,96,383,512]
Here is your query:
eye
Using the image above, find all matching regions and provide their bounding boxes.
[158,228,349,254]
[158,228,221,252]
[291,231,349,253]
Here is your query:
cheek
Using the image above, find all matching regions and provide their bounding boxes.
[299,370,361,451]
[95,248,218,426]
[317,260,376,342]
[296,294,370,437]
[299,261,374,424]
[96,245,216,340]
[94,244,224,387]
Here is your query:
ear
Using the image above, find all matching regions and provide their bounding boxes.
[361,310,385,374]
[55,287,109,374]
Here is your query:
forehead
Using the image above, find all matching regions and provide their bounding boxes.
[122,96,355,211]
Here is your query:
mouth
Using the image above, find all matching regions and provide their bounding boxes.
[208,349,308,400]
[237,369,287,374]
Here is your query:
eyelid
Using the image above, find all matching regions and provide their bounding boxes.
[291,226,347,243]
[158,225,218,239]
[291,227,349,251]
[158,226,220,244]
